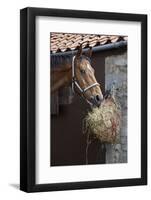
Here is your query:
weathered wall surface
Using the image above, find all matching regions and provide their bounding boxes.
[105,51,127,163]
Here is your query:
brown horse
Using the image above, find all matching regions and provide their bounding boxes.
[51,45,103,107]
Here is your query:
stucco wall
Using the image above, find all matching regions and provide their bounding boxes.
[105,51,127,163]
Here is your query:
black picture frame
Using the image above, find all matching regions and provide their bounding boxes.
[20,7,147,192]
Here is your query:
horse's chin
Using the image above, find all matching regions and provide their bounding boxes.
[91,103,100,108]
[86,99,100,108]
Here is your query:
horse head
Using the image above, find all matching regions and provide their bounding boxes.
[72,44,103,107]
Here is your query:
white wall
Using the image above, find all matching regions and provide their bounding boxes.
[0,0,150,199]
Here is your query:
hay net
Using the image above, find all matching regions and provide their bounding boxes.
[83,85,121,144]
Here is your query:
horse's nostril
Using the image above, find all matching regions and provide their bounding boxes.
[96,95,101,102]
[89,95,103,107]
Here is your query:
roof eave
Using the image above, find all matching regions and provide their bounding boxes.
[51,41,127,57]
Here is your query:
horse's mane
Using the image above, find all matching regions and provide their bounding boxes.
[51,53,91,72]
[51,54,73,69]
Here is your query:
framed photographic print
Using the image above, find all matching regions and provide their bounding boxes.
[20,7,147,192]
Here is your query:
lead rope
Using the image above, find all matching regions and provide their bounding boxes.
[72,55,101,164]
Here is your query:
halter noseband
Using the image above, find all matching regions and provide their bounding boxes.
[71,55,100,94]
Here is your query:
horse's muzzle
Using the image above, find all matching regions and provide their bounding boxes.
[89,95,103,107]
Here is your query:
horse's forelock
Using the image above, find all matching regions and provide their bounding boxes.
[76,55,91,64]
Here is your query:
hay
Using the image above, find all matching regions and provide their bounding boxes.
[83,96,121,144]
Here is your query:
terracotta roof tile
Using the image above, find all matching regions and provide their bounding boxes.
[50,33,127,53]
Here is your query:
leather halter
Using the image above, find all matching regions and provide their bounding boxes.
[71,55,100,95]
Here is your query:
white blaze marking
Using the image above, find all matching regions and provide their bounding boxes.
[87,63,92,72]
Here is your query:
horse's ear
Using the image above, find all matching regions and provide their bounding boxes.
[76,44,82,57]
[86,47,92,58]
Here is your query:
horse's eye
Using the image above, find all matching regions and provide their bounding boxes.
[80,69,85,74]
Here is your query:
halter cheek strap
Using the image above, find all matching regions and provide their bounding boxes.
[71,55,100,94]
